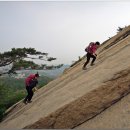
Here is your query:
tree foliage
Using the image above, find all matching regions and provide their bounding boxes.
[117,27,123,32]
[116,26,128,33]
[0,48,57,75]
[13,60,63,70]
[13,59,39,69]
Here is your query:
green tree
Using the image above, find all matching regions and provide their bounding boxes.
[13,59,39,69]
[117,27,123,32]
[0,48,56,75]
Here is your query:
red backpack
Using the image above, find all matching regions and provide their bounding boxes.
[85,42,94,53]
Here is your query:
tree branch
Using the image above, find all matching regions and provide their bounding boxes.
[0,47,58,76]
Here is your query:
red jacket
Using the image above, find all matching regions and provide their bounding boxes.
[88,43,97,54]
[25,74,36,86]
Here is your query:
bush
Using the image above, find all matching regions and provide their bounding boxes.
[0,82,26,121]
[0,106,6,121]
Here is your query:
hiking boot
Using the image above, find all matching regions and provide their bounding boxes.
[27,100,32,103]
[90,63,95,66]
[23,100,27,104]
[82,67,87,70]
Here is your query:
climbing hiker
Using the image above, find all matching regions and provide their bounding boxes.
[82,41,100,70]
[23,73,39,104]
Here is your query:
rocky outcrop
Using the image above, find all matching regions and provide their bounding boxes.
[24,69,130,128]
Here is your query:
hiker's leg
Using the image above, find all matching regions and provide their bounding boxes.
[28,88,34,101]
[24,87,30,102]
[91,55,96,65]
[83,53,91,68]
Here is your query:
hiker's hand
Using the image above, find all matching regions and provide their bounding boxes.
[94,53,97,57]
[34,87,38,92]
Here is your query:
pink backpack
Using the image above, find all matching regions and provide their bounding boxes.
[85,42,94,53]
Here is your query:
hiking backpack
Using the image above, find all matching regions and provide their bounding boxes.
[85,42,94,53]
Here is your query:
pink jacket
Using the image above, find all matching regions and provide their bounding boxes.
[88,43,97,54]
[25,74,36,86]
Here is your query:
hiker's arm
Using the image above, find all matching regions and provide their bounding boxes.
[34,80,39,91]
[34,86,38,91]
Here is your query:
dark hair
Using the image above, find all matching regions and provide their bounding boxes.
[35,73,39,77]
[95,41,100,45]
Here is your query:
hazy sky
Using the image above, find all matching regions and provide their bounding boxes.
[0,1,130,65]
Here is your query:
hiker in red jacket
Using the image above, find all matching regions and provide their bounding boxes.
[23,73,39,104]
[82,41,100,70]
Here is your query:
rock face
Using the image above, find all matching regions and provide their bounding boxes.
[1,26,130,129]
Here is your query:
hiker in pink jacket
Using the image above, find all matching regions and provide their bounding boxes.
[23,73,39,104]
[83,41,100,70]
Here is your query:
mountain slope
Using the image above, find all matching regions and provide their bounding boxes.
[1,26,130,128]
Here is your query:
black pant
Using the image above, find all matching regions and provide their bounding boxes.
[83,53,96,68]
[24,86,34,102]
